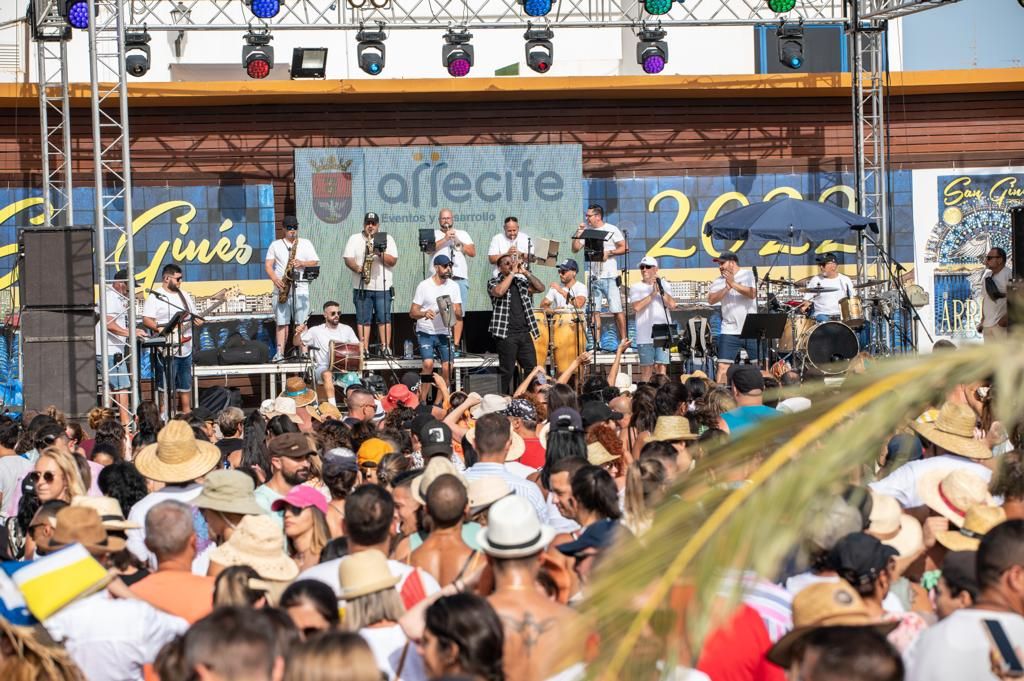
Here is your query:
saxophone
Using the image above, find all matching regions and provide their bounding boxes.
[360,235,375,285]
[278,237,299,304]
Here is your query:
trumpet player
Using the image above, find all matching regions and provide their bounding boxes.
[433,208,475,353]
[487,216,531,277]
[265,215,320,362]
[344,211,398,354]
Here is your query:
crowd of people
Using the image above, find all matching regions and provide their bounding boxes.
[0,349,1021,681]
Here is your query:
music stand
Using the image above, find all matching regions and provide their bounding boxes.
[651,323,679,350]
[157,311,186,422]
[418,229,435,253]
[739,313,787,369]
[579,229,608,263]
[299,267,320,282]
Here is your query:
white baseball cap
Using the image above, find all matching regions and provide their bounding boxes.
[639,256,658,268]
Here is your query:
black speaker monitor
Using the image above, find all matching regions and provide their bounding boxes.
[19,227,96,308]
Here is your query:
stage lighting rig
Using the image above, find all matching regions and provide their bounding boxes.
[524,26,554,74]
[61,0,90,29]
[767,0,796,12]
[125,30,152,78]
[777,21,804,70]
[356,24,387,76]
[643,0,673,16]
[520,0,553,18]
[636,27,668,75]
[291,47,328,78]
[442,27,474,78]
[242,30,274,79]
[246,0,282,19]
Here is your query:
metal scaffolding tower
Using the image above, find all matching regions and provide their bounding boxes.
[32,1,74,231]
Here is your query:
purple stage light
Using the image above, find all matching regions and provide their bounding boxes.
[642,54,666,74]
[447,58,471,77]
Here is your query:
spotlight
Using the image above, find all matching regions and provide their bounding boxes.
[291,48,328,78]
[442,28,474,78]
[766,0,795,12]
[247,0,281,19]
[520,0,553,17]
[777,21,804,69]
[356,26,386,76]
[61,0,90,29]
[242,30,274,80]
[125,31,152,78]
[524,27,554,74]
[636,27,668,74]
[643,0,672,16]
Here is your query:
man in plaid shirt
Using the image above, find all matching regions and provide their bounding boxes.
[488,252,544,394]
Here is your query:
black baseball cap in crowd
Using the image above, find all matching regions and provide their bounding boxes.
[713,250,739,264]
[364,211,380,225]
[420,420,453,458]
[728,364,765,394]
[581,402,624,429]
[283,216,299,230]
[831,532,898,588]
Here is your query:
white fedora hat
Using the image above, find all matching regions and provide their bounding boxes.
[476,495,555,559]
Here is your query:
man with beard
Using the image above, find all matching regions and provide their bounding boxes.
[294,300,359,407]
[488,253,545,395]
[143,263,202,414]
[253,432,314,524]
[410,253,463,387]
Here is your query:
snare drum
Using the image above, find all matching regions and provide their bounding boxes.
[839,296,865,329]
[329,341,363,374]
[796,321,859,374]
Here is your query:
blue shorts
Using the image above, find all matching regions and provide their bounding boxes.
[452,278,469,312]
[417,331,452,363]
[97,353,130,390]
[590,277,623,314]
[274,289,310,325]
[155,355,193,393]
[717,334,759,365]
[637,343,669,367]
[353,290,391,326]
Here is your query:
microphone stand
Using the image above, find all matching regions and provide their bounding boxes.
[148,290,207,422]
[863,231,930,350]
[622,227,631,353]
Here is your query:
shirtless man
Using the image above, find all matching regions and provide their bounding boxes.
[409,474,479,587]
[480,495,582,681]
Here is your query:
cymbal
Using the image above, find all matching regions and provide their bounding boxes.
[854,279,885,289]
[764,277,796,287]
[798,285,839,294]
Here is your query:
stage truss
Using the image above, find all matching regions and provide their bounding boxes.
[27,0,961,420]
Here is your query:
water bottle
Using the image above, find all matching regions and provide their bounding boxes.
[403,339,414,360]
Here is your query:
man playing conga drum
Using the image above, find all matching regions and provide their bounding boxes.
[293,300,359,407]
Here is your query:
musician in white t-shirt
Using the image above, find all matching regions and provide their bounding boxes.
[572,204,627,347]
[343,212,399,354]
[487,217,530,277]
[265,216,320,362]
[433,208,475,353]
[799,253,855,322]
[541,258,587,311]
[294,300,359,407]
[629,256,679,382]
[96,268,146,425]
[142,263,202,414]
[707,250,758,384]
[410,254,463,387]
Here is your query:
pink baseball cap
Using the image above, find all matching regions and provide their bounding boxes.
[271,485,329,515]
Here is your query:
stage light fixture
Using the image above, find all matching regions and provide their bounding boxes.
[291,47,328,78]
[62,0,90,29]
[242,30,274,80]
[442,28,474,78]
[356,26,387,76]
[767,0,796,12]
[124,30,152,78]
[643,0,672,16]
[777,21,804,69]
[520,0,553,17]
[524,27,554,73]
[636,27,668,74]
[247,0,281,19]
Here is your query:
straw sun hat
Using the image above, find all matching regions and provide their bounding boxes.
[133,420,221,483]
[71,496,139,531]
[916,468,995,528]
[278,377,316,408]
[866,492,923,558]
[909,402,991,461]
[338,549,400,600]
[208,515,299,582]
[647,415,697,442]
[936,505,1007,552]
[47,506,126,555]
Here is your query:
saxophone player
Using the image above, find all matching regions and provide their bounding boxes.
[265,215,320,362]
[343,211,398,354]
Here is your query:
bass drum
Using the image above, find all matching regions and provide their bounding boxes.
[796,321,860,374]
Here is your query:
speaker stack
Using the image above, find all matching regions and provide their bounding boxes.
[19,228,97,418]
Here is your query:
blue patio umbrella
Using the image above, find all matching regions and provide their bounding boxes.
[704,196,877,242]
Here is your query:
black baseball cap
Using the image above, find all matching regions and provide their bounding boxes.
[364,211,380,225]
[283,216,299,230]
[549,407,583,433]
[420,420,453,458]
[581,402,624,428]
[713,250,739,264]
[832,532,898,588]
[816,253,838,265]
[727,364,765,394]
[113,268,129,282]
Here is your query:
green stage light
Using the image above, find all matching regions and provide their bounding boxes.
[644,0,673,16]
[767,0,796,12]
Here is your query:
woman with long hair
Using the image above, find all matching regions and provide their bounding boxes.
[321,450,358,537]
[622,457,668,537]
[284,631,381,681]
[279,580,341,638]
[546,383,579,414]
[212,565,268,609]
[628,385,659,461]
[240,410,271,484]
[419,593,505,681]
[273,486,332,571]
[33,446,87,503]
[570,464,622,529]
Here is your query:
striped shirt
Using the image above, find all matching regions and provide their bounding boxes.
[463,462,549,524]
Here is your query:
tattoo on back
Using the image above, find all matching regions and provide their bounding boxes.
[500,612,557,657]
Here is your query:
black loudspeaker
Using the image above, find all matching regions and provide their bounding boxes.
[465,368,501,397]
[1011,206,1024,280]
[21,308,97,418]
[19,227,95,308]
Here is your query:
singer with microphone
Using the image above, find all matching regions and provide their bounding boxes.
[293,301,359,408]
[488,252,544,394]
[707,250,758,384]
[410,253,463,388]
[433,208,475,354]
[142,263,202,414]
[799,253,854,322]
[629,256,678,382]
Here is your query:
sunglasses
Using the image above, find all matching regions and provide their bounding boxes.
[282,504,307,516]
[639,265,655,270]
[986,255,1003,260]
[29,471,57,484]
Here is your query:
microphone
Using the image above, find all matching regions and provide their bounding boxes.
[656,277,665,295]
[147,288,167,302]
[752,265,759,286]
[436,295,453,329]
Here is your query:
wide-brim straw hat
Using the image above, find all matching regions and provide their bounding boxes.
[71,496,140,531]
[265,397,304,425]
[937,505,1007,552]
[279,377,317,408]
[917,467,994,527]
[466,428,526,462]
[647,415,698,442]
[468,477,513,514]
[193,470,266,517]
[866,492,923,558]
[909,402,991,460]
[411,456,468,505]
[476,495,555,559]
[338,550,400,600]
[47,506,127,555]
[307,402,342,423]
[133,420,222,483]
[587,441,620,467]
[208,515,299,582]
[767,581,898,667]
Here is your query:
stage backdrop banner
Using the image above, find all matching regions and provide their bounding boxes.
[294,145,583,312]
[912,167,1024,344]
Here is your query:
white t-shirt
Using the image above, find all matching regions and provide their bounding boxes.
[709,270,758,335]
[433,229,474,279]
[487,231,531,276]
[629,281,671,345]
[298,556,441,602]
[585,223,625,279]
[412,277,462,335]
[360,624,428,681]
[981,267,1011,329]
[869,454,992,509]
[802,273,855,317]
[343,232,398,291]
[126,483,204,568]
[142,287,198,357]
[266,238,319,294]
[301,323,360,372]
[544,281,587,309]
[95,288,128,354]
[905,608,1024,681]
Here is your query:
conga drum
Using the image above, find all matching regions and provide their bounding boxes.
[778,316,814,353]
[532,311,549,370]
[329,341,363,374]
[550,310,586,375]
